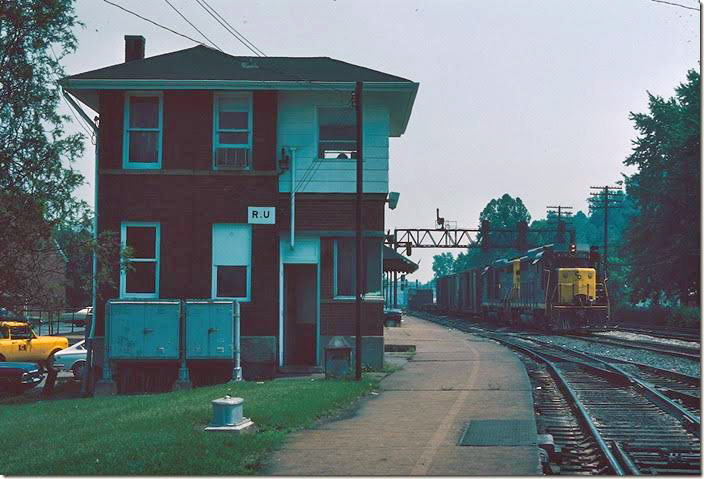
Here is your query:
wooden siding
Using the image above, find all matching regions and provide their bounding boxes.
[277,91,390,194]
[278,193,386,232]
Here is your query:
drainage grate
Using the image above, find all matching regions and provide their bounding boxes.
[458,419,537,446]
[384,344,416,352]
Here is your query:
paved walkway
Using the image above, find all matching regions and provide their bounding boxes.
[266,315,541,476]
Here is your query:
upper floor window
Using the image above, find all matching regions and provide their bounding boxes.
[120,222,160,299]
[318,107,357,160]
[214,94,252,170]
[123,93,163,169]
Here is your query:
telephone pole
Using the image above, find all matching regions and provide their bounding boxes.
[354,81,363,381]
[546,205,573,244]
[589,186,622,278]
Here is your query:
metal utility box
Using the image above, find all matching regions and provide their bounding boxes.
[185,300,235,359]
[107,300,181,360]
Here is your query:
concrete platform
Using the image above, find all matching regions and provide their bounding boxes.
[265,315,541,476]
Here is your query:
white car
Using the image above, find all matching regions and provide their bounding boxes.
[51,340,87,379]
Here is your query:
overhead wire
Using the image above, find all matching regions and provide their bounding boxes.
[163,0,223,51]
[197,0,266,56]
[49,45,96,143]
[649,0,700,11]
[101,0,210,47]
[193,0,265,56]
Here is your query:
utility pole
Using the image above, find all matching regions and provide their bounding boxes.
[354,82,363,381]
[546,205,573,244]
[589,186,622,279]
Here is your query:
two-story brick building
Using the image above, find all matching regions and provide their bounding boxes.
[62,36,418,384]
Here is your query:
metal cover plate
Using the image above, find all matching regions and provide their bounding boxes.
[458,419,536,446]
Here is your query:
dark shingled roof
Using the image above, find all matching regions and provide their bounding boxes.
[383,246,418,274]
[66,45,413,83]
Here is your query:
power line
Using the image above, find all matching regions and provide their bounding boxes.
[102,0,209,47]
[198,0,266,56]
[193,0,265,56]
[163,0,223,51]
[649,0,700,11]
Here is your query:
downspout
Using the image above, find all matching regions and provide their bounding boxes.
[234,301,242,381]
[63,90,99,396]
[290,147,296,250]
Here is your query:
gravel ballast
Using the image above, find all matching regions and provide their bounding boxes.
[529,335,701,378]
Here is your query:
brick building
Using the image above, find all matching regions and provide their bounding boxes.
[61,36,418,381]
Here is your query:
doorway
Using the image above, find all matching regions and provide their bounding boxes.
[283,264,317,366]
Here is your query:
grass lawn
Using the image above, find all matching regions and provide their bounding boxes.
[0,376,379,475]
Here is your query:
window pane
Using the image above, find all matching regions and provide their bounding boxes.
[126,226,156,259]
[10,326,32,339]
[217,266,247,297]
[129,131,159,163]
[320,125,356,141]
[219,96,248,111]
[319,107,355,130]
[219,132,248,145]
[126,262,156,293]
[219,111,248,129]
[129,96,159,128]
[336,239,355,296]
[364,239,381,293]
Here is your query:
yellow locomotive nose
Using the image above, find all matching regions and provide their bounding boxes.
[557,268,597,304]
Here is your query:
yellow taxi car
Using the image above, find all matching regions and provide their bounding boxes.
[0,321,68,368]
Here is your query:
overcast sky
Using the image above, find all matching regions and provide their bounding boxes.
[60,0,699,282]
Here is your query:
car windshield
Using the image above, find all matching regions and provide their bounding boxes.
[0,327,8,339]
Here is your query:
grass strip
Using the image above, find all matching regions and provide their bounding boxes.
[0,376,378,475]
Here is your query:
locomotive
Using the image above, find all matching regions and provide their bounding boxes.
[435,243,609,330]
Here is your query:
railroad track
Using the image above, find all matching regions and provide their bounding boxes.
[568,333,701,360]
[415,312,702,475]
[608,326,700,343]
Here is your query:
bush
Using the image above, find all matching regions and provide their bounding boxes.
[612,303,700,328]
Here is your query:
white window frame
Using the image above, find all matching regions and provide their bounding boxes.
[120,222,160,299]
[122,92,163,169]
[333,238,383,299]
[211,224,252,302]
[316,106,358,161]
[213,92,253,170]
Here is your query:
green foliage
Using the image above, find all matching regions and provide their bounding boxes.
[0,0,120,310]
[432,252,455,278]
[612,303,700,328]
[0,377,378,475]
[479,193,531,230]
[622,69,700,303]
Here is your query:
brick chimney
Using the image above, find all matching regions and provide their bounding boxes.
[124,35,145,62]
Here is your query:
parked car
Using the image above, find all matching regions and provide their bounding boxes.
[0,361,43,395]
[51,340,87,379]
[62,306,92,326]
[0,321,68,369]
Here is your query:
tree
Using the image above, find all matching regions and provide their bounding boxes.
[622,69,700,304]
[450,194,532,273]
[479,193,531,231]
[432,252,455,278]
[0,1,120,311]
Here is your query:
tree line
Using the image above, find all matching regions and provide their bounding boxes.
[433,69,700,309]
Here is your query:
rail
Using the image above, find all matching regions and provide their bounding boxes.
[5,310,89,337]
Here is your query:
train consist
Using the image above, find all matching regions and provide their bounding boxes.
[435,244,609,330]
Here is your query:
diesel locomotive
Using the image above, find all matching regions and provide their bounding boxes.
[435,244,609,330]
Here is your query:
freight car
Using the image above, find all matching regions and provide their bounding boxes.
[436,244,609,330]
